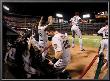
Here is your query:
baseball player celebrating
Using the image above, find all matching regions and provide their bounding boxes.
[45,26,71,70]
[70,12,85,51]
[98,21,108,62]
[38,16,52,61]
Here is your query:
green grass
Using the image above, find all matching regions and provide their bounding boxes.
[69,35,102,48]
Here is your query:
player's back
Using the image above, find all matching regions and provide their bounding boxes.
[98,25,108,39]
[61,34,70,62]
[103,25,108,39]
[70,16,81,25]
[52,33,70,63]
[38,26,48,42]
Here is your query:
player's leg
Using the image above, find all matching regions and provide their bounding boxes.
[99,40,104,55]
[71,26,76,48]
[71,30,75,48]
[100,39,108,74]
[97,40,104,63]
[97,44,101,63]
[98,44,101,54]
[101,39,108,72]
[105,39,108,62]
[76,28,84,51]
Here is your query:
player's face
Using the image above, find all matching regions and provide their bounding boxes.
[46,31,54,37]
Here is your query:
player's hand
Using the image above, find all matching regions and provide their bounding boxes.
[48,16,53,25]
[82,20,87,23]
[41,16,43,20]
[4,59,7,64]
[48,60,54,65]
[48,22,52,25]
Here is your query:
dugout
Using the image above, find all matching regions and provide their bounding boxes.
[2,21,19,61]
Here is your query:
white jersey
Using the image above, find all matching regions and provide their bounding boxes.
[38,25,48,43]
[70,16,81,26]
[6,48,16,60]
[98,25,108,39]
[22,53,36,74]
[30,36,40,49]
[98,25,108,61]
[52,33,70,68]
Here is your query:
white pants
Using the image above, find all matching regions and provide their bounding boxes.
[99,39,108,61]
[71,25,82,38]
[71,25,83,50]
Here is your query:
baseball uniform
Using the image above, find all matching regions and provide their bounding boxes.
[38,25,48,60]
[98,25,108,61]
[70,16,84,50]
[52,33,71,69]
[22,51,37,78]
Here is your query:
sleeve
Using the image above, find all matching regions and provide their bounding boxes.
[70,18,72,21]
[98,27,104,34]
[31,37,39,48]
[78,16,81,20]
[52,37,62,52]
[43,25,48,30]
[38,26,41,29]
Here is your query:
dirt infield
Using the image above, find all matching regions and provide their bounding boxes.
[66,45,98,79]
[67,45,108,79]
[48,43,108,79]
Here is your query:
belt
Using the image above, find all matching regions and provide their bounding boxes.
[103,38,108,39]
[40,40,43,41]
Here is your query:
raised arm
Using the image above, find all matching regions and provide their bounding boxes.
[43,16,53,29]
[47,16,53,25]
[38,16,43,27]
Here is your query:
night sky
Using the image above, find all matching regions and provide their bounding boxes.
[3,2,108,20]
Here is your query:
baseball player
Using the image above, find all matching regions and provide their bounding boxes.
[70,12,85,51]
[38,16,52,61]
[98,21,108,62]
[45,26,71,70]
[4,42,16,64]
[21,39,39,78]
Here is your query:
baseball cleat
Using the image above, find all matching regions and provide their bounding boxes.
[80,49,85,51]
[72,45,75,48]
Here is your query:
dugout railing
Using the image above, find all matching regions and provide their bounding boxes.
[79,53,108,80]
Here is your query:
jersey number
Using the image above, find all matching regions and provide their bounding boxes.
[39,33,42,37]
[74,17,77,22]
[38,29,42,37]
[105,31,108,36]
[63,40,70,49]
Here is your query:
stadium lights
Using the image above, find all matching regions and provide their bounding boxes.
[3,5,10,11]
[83,14,90,18]
[56,13,63,18]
